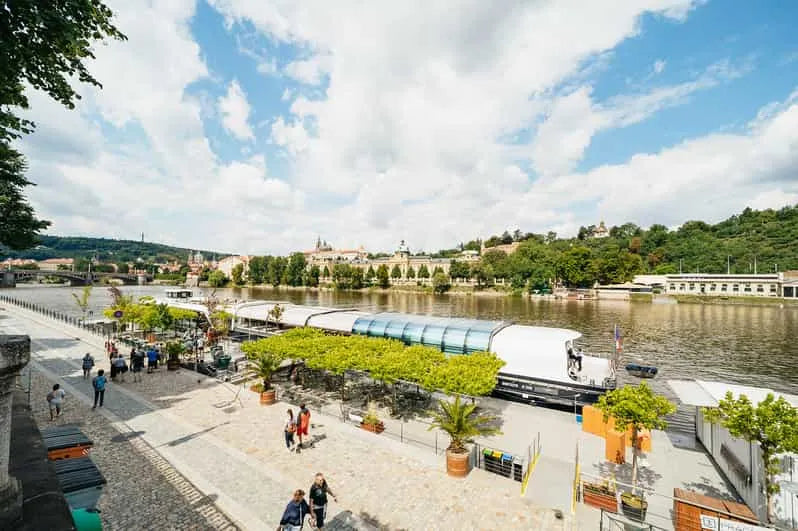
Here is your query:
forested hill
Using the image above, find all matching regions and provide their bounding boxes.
[0,235,227,264]
[446,205,798,288]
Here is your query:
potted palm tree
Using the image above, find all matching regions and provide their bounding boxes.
[360,402,385,434]
[428,395,500,477]
[165,341,184,371]
[250,353,280,405]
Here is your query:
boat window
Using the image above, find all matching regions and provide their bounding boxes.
[442,327,468,354]
[421,324,447,348]
[402,322,426,344]
[384,320,409,341]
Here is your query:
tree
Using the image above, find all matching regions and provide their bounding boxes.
[231,263,245,285]
[116,262,130,274]
[285,252,306,286]
[207,270,227,287]
[0,143,51,249]
[252,352,281,391]
[432,272,451,294]
[71,285,92,321]
[596,383,675,495]
[391,264,402,279]
[306,265,320,287]
[1,1,126,249]
[418,264,430,279]
[267,256,286,286]
[406,266,416,279]
[704,392,798,523]
[448,260,470,280]
[470,262,494,288]
[248,256,266,284]
[427,396,500,453]
[376,264,390,288]
[322,265,330,279]
[267,304,284,329]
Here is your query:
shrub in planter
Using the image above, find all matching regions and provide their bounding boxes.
[164,341,184,371]
[360,402,384,434]
[620,492,647,521]
[582,481,618,513]
[428,395,500,477]
[251,353,280,405]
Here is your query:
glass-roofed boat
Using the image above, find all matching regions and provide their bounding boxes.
[225,302,618,406]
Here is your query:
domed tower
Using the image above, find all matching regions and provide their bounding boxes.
[396,240,410,257]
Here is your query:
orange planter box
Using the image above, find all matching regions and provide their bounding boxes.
[581,405,606,436]
[48,445,91,461]
[605,429,626,464]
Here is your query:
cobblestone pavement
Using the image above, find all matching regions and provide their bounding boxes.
[3,304,582,530]
[24,368,238,530]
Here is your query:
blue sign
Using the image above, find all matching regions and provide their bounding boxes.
[113,310,123,318]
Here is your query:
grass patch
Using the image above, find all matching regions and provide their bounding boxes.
[671,294,798,306]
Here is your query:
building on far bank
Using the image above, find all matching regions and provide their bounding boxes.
[304,238,369,268]
[664,273,782,297]
[1,258,38,269]
[37,258,74,271]
[782,270,798,299]
[481,241,520,255]
[595,283,653,300]
[590,221,610,238]
[216,255,250,279]
[350,240,452,282]
[632,274,668,289]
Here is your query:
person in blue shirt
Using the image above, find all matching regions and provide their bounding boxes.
[147,347,158,373]
[92,369,107,409]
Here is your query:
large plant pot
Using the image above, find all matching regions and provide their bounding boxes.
[446,449,470,478]
[360,422,384,434]
[167,359,180,371]
[582,484,618,513]
[259,389,276,405]
[620,493,647,521]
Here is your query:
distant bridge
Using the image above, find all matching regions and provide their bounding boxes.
[1,269,152,288]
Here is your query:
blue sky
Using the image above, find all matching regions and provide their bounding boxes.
[17,0,798,254]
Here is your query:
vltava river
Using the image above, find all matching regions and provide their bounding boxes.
[6,285,798,398]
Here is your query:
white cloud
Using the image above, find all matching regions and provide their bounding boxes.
[653,59,666,74]
[284,54,332,85]
[218,79,255,141]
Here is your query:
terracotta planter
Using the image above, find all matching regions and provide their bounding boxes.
[360,421,384,434]
[259,389,276,405]
[446,449,470,478]
[582,485,618,513]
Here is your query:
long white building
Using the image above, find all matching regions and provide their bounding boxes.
[664,273,782,297]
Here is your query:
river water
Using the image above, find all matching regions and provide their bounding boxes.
[7,284,798,396]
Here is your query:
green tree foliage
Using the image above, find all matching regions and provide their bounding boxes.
[267,256,287,286]
[377,264,390,288]
[365,265,376,280]
[406,265,416,279]
[596,383,676,492]
[432,272,451,294]
[231,263,245,286]
[470,262,494,288]
[704,392,798,523]
[322,265,330,279]
[71,286,92,320]
[428,395,501,453]
[448,260,470,279]
[331,264,364,289]
[391,264,402,279]
[207,270,227,287]
[248,256,266,284]
[0,144,50,249]
[285,252,306,286]
[252,352,281,391]
[305,265,320,287]
[241,328,505,399]
[417,264,430,279]
[1,1,126,250]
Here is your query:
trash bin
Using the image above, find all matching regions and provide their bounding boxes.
[71,508,102,530]
[53,457,107,510]
[42,426,93,460]
[215,355,231,370]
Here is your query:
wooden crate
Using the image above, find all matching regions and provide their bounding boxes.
[673,488,759,531]
[605,429,626,464]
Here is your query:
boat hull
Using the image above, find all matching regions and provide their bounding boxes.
[493,372,612,407]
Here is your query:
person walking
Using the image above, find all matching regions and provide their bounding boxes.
[284,409,296,451]
[112,353,127,383]
[147,346,158,373]
[278,489,313,531]
[47,384,66,420]
[81,352,95,379]
[308,473,337,530]
[131,348,145,382]
[296,404,310,451]
[92,370,107,409]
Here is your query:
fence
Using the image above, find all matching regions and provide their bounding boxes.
[0,294,111,338]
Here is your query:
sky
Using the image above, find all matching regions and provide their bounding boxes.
[16,0,798,255]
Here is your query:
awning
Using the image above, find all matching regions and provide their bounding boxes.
[669,379,798,408]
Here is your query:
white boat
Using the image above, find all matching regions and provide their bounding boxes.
[227,302,617,406]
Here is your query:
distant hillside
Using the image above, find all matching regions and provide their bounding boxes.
[0,235,228,264]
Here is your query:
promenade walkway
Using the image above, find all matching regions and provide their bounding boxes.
[1,303,578,530]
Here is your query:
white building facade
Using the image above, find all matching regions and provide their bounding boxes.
[664,273,782,297]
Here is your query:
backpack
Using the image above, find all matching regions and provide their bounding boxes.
[46,391,54,403]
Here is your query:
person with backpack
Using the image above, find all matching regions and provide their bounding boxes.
[81,352,95,379]
[308,473,337,530]
[147,346,158,373]
[47,384,66,420]
[131,348,145,382]
[92,370,107,409]
[284,409,297,451]
[296,404,310,451]
[278,489,313,531]
[112,353,127,382]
